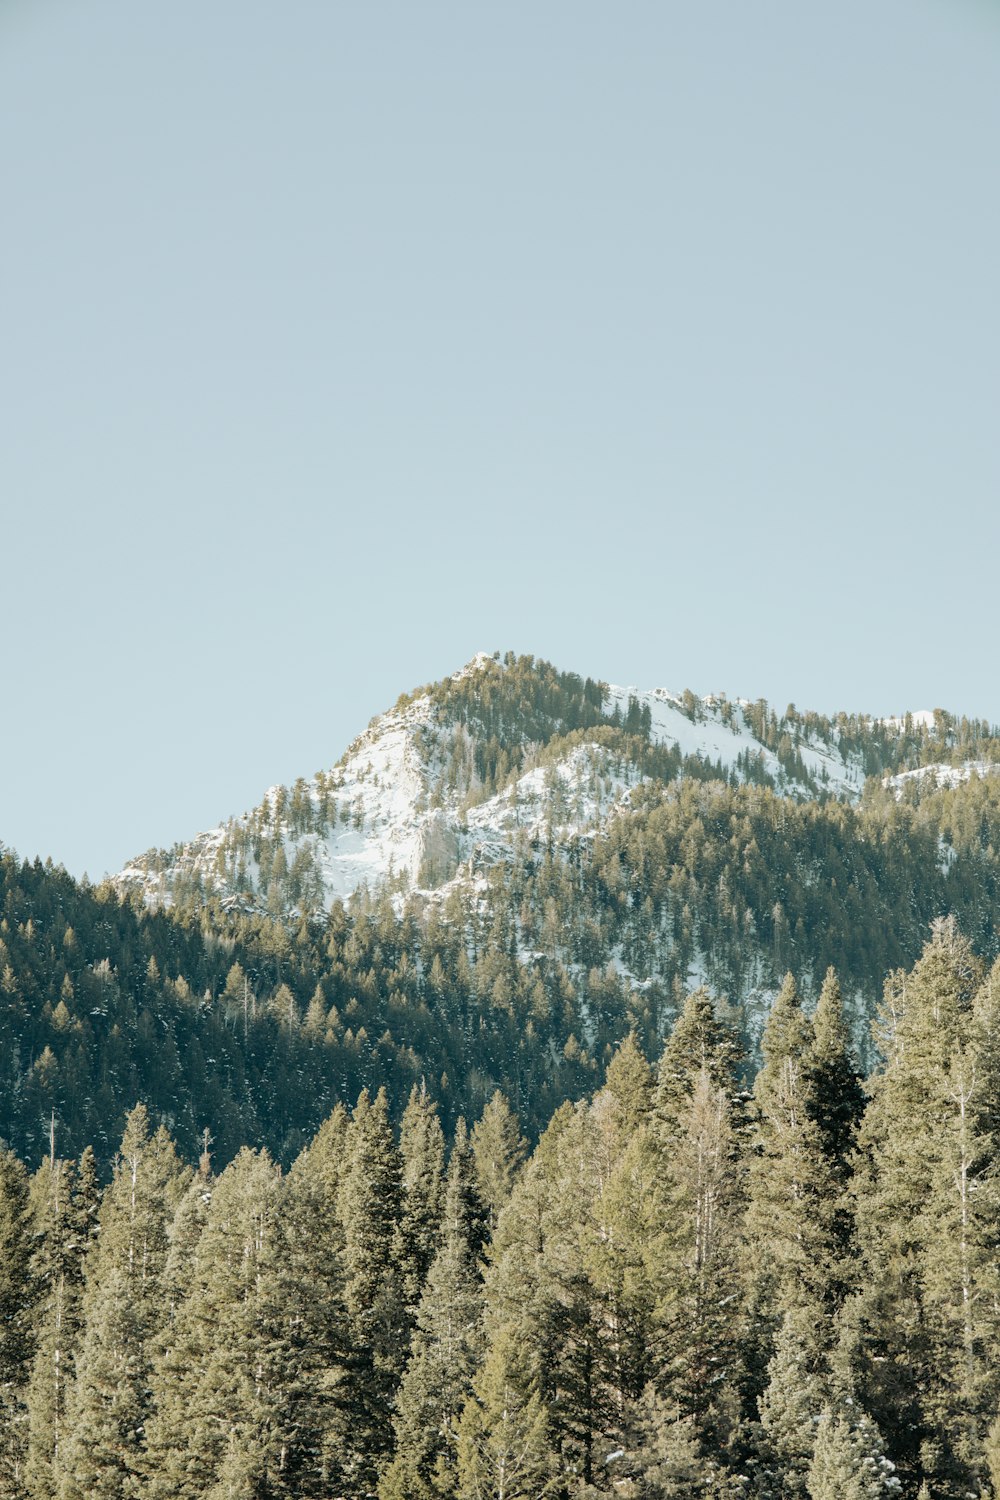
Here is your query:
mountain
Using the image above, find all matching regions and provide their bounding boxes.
[113,651,1000,1051]
[4,651,1000,1173]
[116,651,874,916]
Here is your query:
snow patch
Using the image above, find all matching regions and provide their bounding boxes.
[883,760,1000,799]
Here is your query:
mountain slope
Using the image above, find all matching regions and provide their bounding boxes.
[109,651,1000,1063]
[116,652,878,917]
[5,653,1000,1170]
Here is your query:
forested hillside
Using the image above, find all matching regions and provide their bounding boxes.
[4,656,1000,1496]
[3,925,1000,1497]
[4,655,1000,1172]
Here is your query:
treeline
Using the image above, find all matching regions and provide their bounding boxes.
[0,848,611,1171]
[6,760,1000,1175]
[121,653,1000,931]
[3,923,1000,1497]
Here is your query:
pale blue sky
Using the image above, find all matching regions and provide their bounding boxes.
[2,0,998,879]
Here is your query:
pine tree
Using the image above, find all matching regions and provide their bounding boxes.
[336,1087,406,1486]
[381,1129,485,1499]
[648,1068,745,1456]
[471,1091,527,1238]
[756,975,813,1111]
[141,1148,273,1499]
[290,1101,349,1204]
[551,1096,643,1482]
[806,969,864,1173]
[806,1407,899,1498]
[396,1082,446,1317]
[258,1170,354,1497]
[756,1311,825,1498]
[478,1100,611,1486]
[602,1031,653,1137]
[455,1328,556,1500]
[654,987,741,1130]
[57,1106,187,1500]
[480,1105,574,1412]
[984,1405,1000,1499]
[338,1088,404,1321]
[804,968,864,1289]
[446,1118,489,1266]
[0,1144,35,1498]
[144,1149,271,1497]
[628,1385,708,1498]
[848,923,998,1495]
[24,1155,91,1500]
[744,973,839,1393]
[158,1157,213,1331]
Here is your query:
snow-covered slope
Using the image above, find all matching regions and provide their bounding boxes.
[117,695,639,911]
[114,656,878,915]
[884,761,1000,798]
[603,684,866,799]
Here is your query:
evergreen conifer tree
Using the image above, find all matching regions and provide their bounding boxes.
[396,1082,446,1317]
[141,1148,276,1500]
[648,1068,745,1456]
[849,923,998,1494]
[628,1385,708,1498]
[158,1157,213,1332]
[470,1091,527,1238]
[24,1155,90,1500]
[455,1328,556,1500]
[336,1087,406,1485]
[57,1106,187,1500]
[757,1311,825,1498]
[804,968,864,1289]
[806,968,864,1173]
[258,1170,354,1497]
[805,1407,900,1499]
[602,1032,653,1137]
[381,1127,485,1500]
[745,974,839,1393]
[984,1406,1000,1499]
[654,987,741,1130]
[290,1101,349,1204]
[0,1144,35,1498]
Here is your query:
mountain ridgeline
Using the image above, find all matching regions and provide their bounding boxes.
[3,652,1000,1174]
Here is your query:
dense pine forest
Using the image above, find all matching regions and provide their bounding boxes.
[3,925,1000,1496]
[5,656,1000,1496]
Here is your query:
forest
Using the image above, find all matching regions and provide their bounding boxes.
[5,658,1000,1497]
[4,732,1000,1171]
[3,922,1000,1498]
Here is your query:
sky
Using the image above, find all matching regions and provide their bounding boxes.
[2,0,999,880]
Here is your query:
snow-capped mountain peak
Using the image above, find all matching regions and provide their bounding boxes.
[114,655,963,918]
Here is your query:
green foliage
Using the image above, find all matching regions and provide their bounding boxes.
[7,714,1000,1182]
[455,1328,557,1500]
[382,1131,485,1499]
[757,1312,826,1496]
[602,1031,654,1136]
[848,921,1000,1495]
[423,652,610,796]
[747,977,841,1366]
[56,1107,186,1500]
[653,986,741,1127]
[470,1091,527,1237]
[23,1154,94,1500]
[7,871,1000,1494]
[806,1409,899,1498]
[628,1385,709,1497]
[0,1144,35,1497]
[143,1150,352,1500]
[396,1082,446,1317]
